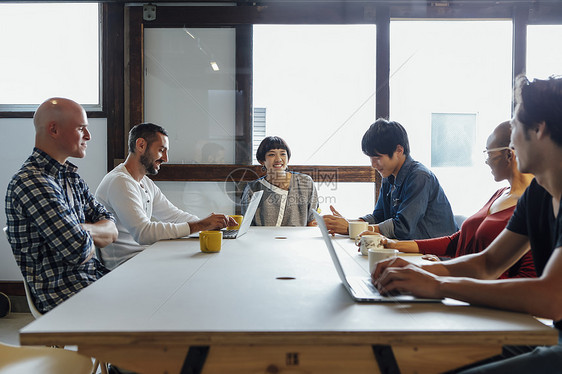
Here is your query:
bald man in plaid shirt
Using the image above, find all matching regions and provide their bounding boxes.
[5,98,118,314]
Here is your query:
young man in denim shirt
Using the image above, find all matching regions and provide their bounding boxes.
[323,118,458,240]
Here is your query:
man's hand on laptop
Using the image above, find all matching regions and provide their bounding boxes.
[190,214,237,233]
[371,258,442,299]
[371,256,409,279]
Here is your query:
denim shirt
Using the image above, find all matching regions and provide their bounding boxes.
[361,155,458,239]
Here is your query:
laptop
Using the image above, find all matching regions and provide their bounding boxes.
[190,190,263,239]
[222,190,263,239]
[312,210,441,303]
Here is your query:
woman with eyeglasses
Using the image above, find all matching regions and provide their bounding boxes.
[241,136,319,226]
[364,121,536,279]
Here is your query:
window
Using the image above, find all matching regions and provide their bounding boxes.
[390,20,512,216]
[124,4,562,218]
[526,25,562,79]
[252,24,377,213]
[253,25,377,166]
[253,108,267,165]
[431,113,476,167]
[0,3,100,110]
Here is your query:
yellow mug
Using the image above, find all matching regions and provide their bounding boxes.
[227,215,244,230]
[199,231,223,253]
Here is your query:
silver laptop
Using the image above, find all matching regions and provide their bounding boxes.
[313,210,441,303]
[222,190,263,239]
[191,190,263,239]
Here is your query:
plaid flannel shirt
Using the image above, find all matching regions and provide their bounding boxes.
[5,148,113,314]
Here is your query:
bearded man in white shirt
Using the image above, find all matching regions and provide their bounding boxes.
[95,122,235,269]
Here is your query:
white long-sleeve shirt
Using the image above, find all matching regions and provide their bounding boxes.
[95,163,199,269]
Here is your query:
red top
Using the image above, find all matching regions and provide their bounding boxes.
[415,188,536,279]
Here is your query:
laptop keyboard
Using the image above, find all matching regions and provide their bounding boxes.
[222,229,238,239]
[359,278,381,296]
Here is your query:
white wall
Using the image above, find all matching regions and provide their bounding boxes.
[0,117,107,281]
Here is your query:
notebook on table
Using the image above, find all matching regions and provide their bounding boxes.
[312,210,441,303]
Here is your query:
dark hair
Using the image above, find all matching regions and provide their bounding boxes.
[256,136,291,162]
[361,118,410,157]
[128,122,168,154]
[514,75,562,147]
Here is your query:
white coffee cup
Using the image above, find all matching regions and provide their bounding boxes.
[355,233,384,256]
[348,221,368,239]
[369,248,398,274]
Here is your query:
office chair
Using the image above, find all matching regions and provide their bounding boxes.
[21,280,42,320]
[0,342,93,374]
[2,227,108,374]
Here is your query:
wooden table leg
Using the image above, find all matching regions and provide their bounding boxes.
[372,345,400,374]
[79,343,502,374]
[180,346,210,374]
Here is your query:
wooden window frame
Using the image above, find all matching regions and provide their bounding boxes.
[109,1,562,203]
[123,3,384,200]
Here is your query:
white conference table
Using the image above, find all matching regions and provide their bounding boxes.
[20,227,557,373]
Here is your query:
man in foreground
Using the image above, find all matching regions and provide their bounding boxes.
[373,75,562,372]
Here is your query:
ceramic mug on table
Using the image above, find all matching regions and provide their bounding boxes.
[348,220,368,240]
[200,230,223,253]
[368,248,398,274]
[355,232,384,256]
[227,215,244,230]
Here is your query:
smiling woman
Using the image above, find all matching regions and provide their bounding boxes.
[241,136,319,227]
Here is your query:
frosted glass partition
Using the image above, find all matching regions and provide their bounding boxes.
[155,180,375,221]
[316,181,375,220]
[253,25,377,166]
[155,181,237,218]
[527,25,562,79]
[390,20,512,216]
[144,28,236,164]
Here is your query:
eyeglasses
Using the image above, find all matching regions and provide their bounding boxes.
[483,146,512,162]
